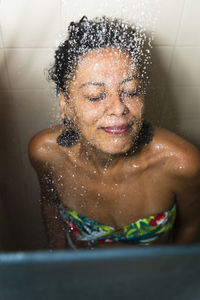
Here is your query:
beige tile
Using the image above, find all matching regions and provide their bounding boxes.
[159,118,200,149]
[0,0,61,48]
[0,90,21,151]
[169,47,200,86]
[145,86,166,126]
[153,0,185,45]
[0,91,14,128]
[175,120,200,149]
[0,189,13,250]
[162,87,200,120]
[2,165,47,250]
[0,27,3,48]
[0,50,10,89]
[10,89,60,153]
[6,49,55,89]
[0,91,23,174]
[160,86,200,149]
[0,89,51,250]
[177,0,200,45]
[150,46,173,87]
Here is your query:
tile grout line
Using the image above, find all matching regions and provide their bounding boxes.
[160,0,187,122]
[165,0,187,85]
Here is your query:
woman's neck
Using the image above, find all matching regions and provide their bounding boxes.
[78,138,137,173]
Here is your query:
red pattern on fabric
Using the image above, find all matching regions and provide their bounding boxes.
[66,220,80,234]
[150,219,157,226]
[154,213,165,221]
[98,238,113,243]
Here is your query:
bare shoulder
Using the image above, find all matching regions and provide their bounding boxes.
[152,126,200,177]
[28,125,62,163]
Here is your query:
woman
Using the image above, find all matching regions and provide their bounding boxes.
[29,16,200,250]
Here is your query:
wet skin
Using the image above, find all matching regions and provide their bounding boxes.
[29,48,200,249]
[61,48,145,155]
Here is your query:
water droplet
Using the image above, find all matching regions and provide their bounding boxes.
[132,163,139,168]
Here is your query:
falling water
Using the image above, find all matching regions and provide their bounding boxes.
[46,0,160,249]
[48,0,160,126]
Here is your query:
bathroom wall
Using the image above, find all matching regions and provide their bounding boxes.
[0,0,200,250]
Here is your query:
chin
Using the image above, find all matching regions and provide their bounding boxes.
[97,140,133,155]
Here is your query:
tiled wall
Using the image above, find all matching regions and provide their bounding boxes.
[0,0,200,250]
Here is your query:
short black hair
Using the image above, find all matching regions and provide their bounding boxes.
[48,16,148,96]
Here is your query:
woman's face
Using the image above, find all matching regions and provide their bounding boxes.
[64,47,145,154]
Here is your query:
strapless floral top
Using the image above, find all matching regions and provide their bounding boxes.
[60,202,176,245]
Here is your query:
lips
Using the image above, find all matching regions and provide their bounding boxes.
[101,123,133,134]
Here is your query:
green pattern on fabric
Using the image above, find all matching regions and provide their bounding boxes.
[60,202,176,245]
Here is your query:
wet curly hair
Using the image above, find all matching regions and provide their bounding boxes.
[48,16,146,97]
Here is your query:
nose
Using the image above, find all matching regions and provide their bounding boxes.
[107,91,129,117]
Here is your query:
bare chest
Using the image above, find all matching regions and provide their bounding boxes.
[52,161,174,227]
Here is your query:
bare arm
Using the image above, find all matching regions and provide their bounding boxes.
[28,133,68,250]
[41,198,68,250]
[172,148,200,244]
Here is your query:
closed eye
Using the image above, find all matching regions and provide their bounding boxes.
[121,90,139,98]
[87,92,106,102]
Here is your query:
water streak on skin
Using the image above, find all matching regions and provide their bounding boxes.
[132,163,139,168]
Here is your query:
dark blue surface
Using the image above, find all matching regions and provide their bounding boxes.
[0,245,200,300]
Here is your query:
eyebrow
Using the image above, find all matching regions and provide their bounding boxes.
[79,75,139,89]
[120,75,139,84]
[79,82,105,88]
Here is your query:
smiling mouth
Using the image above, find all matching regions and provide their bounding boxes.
[101,123,133,134]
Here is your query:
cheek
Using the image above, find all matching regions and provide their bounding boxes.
[128,98,145,116]
[74,102,105,126]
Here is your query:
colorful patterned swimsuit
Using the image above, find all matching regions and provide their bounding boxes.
[60,202,176,247]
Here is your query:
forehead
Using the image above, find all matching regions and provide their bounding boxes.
[74,47,138,82]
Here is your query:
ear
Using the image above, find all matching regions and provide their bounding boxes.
[59,92,66,120]
[59,92,75,121]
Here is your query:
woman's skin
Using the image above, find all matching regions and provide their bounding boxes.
[29,47,200,249]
